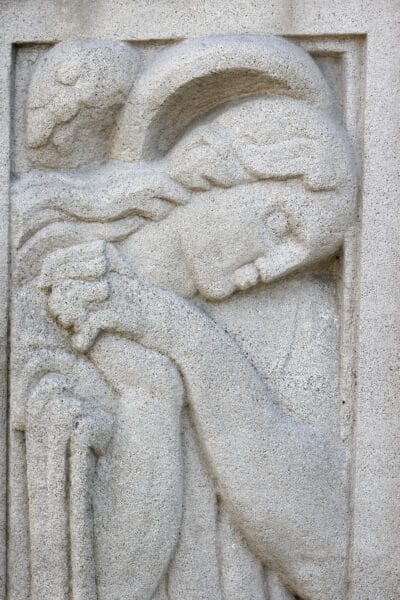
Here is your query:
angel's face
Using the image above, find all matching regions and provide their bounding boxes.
[179,179,354,301]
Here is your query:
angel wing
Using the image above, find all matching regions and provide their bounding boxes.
[27,39,140,168]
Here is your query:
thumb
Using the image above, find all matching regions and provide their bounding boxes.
[105,243,136,278]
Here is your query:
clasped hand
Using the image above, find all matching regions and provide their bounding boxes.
[39,241,147,353]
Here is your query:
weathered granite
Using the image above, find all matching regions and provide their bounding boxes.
[1,2,400,599]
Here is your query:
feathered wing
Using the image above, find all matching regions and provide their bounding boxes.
[27,39,140,169]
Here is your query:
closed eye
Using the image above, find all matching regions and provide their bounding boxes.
[264,210,291,241]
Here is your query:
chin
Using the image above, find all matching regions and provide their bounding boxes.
[194,279,236,302]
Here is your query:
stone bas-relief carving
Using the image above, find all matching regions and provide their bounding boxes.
[9,35,357,600]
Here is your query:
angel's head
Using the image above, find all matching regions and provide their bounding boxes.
[16,95,357,301]
[20,38,357,300]
[161,96,357,300]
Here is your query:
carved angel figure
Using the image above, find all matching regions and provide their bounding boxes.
[10,36,357,600]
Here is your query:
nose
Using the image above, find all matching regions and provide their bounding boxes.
[231,256,270,293]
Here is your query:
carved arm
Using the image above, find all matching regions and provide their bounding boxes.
[41,241,349,600]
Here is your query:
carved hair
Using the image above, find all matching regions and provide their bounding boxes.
[14,96,356,283]
[167,96,356,194]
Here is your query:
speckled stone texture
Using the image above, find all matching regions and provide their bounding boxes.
[1,2,399,600]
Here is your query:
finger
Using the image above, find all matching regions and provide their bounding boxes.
[39,241,106,289]
[71,309,117,353]
[58,255,108,281]
[48,287,87,328]
[71,314,105,353]
[46,241,106,271]
[48,280,109,327]
[105,243,135,277]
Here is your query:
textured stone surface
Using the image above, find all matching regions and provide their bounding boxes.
[1,2,400,600]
